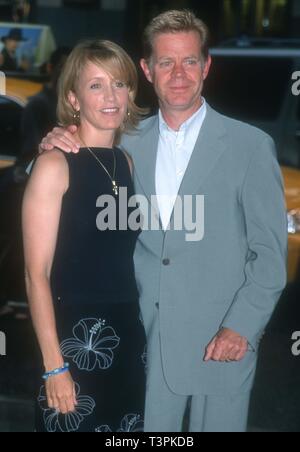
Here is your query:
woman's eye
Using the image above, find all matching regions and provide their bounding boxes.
[91,83,101,89]
[115,81,126,89]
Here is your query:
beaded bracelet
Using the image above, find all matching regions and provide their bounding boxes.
[42,363,70,381]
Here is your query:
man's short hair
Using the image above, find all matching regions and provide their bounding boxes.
[143,9,210,63]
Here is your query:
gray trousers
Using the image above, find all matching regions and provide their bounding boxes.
[144,313,251,433]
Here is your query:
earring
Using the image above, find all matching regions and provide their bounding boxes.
[73,111,80,120]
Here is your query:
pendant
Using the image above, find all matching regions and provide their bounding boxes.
[112,181,119,196]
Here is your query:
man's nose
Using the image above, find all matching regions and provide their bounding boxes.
[172,62,185,78]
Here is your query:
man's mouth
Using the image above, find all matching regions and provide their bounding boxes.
[169,86,190,91]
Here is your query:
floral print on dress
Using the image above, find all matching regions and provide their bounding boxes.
[95,414,144,433]
[38,383,95,433]
[95,425,112,432]
[60,318,120,371]
[118,414,144,432]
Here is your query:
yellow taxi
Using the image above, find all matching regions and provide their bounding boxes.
[283,167,300,281]
[0,76,42,169]
[6,76,42,104]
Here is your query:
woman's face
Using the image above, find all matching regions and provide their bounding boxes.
[69,61,129,133]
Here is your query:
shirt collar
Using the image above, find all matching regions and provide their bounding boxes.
[159,98,207,136]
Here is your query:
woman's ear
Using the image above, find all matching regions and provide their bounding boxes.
[68,91,80,113]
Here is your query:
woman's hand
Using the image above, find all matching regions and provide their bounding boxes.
[46,371,77,414]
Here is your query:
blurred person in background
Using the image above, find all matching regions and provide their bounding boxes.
[0,28,29,72]
[19,47,71,167]
[12,0,32,23]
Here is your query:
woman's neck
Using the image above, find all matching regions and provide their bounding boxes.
[77,124,115,149]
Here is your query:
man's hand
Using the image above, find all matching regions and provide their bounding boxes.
[40,125,81,154]
[204,328,248,363]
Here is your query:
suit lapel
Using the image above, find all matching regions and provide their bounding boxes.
[132,115,164,231]
[177,105,228,198]
[133,115,159,199]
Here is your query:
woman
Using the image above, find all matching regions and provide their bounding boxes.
[22,40,147,433]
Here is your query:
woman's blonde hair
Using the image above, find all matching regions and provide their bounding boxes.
[57,39,147,138]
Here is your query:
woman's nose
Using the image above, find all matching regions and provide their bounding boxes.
[103,85,116,101]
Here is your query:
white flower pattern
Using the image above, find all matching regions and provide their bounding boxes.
[95,425,112,432]
[60,318,120,371]
[38,383,95,433]
[95,414,144,433]
[118,414,144,432]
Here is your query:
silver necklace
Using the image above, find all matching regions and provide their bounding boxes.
[80,138,119,196]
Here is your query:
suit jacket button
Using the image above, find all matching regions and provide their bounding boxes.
[163,259,170,266]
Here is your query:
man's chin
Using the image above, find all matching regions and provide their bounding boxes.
[163,95,201,111]
[166,101,196,111]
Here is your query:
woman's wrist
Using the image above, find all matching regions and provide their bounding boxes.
[44,356,65,373]
[42,363,70,381]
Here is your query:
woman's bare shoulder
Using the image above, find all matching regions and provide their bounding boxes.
[29,149,69,192]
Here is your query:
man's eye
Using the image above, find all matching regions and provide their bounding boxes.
[91,83,101,89]
[159,61,172,68]
[185,59,198,66]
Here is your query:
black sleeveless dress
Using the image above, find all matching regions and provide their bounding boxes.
[35,148,146,433]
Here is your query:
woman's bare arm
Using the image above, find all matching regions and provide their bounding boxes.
[23,150,68,370]
[22,150,76,413]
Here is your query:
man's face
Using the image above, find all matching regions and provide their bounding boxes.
[141,31,211,114]
[5,38,19,53]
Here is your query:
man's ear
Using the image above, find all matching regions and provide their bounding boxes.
[68,91,80,113]
[203,55,212,81]
[140,59,153,84]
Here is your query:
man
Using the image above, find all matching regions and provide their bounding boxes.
[39,10,287,432]
[0,28,28,72]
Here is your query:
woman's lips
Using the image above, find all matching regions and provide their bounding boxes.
[100,108,120,115]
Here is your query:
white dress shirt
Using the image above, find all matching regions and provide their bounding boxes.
[155,99,207,230]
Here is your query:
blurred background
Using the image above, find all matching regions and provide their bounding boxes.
[0,0,300,432]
